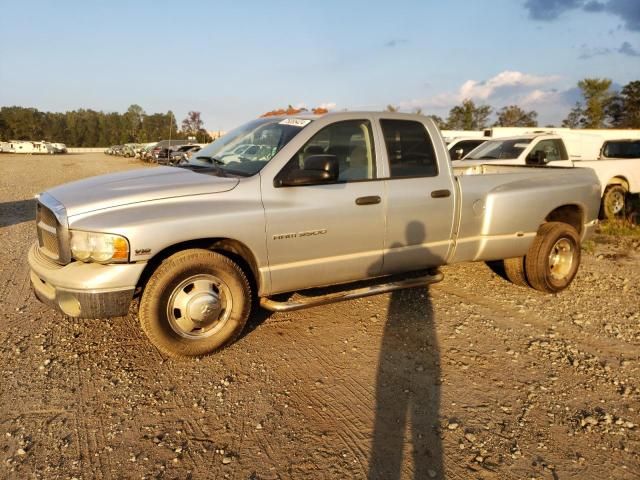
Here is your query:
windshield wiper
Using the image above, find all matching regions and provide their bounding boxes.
[181,158,228,177]
[196,155,224,165]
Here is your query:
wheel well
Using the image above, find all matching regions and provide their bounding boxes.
[135,238,260,297]
[606,177,629,191]
[545,205,583,235]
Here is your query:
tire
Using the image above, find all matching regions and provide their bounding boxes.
[601,185,627,220]
[139,249,252,359]
[503,257,529,287]
[525,222,580,293]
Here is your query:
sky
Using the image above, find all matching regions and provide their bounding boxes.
[0,0,639,130]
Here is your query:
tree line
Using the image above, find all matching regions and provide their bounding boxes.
[390,78,640,131]
[1,78,637,147]
[0,104,212,147]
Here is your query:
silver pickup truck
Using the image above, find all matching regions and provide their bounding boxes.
[29,113,601,358]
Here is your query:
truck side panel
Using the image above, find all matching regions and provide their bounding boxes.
[573,159,640,195]
[450,167,601,263]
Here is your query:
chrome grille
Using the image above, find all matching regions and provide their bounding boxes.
[39,205,58,229]
[37,203,61,259]
[41,228,60,255]
[35,194,71,264]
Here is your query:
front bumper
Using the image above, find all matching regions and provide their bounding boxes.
[28,243,146,318]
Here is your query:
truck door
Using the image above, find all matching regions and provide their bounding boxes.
[379,119,456,274]
[261,118,385,294]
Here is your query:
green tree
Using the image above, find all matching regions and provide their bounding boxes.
[124,104,145,142]
[446,99,492,130]
[562,102,585,128]
[609,80,640,128]
[494,105,538,127]
[564,78,615,128]
[181,111,204,136]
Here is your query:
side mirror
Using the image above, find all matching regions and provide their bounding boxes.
[527,150,548,165]
[276,154,339,187]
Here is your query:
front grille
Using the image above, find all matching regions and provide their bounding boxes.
[35,193,71,264]
[41,228,60,255]
[35,198,71,264]
[39,205,58,229]
[36,203,61,259]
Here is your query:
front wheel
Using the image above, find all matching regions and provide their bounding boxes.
[139,249,252,358]
[525,222,580,293]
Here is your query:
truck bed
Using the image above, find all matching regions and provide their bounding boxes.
[449,163,601,264]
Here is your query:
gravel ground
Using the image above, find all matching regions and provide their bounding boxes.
[0,153,638,479]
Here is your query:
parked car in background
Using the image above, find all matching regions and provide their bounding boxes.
[122,144,141,158]
[140,143,157,161]
[447,137,487,160]
[50,143,68,154]
[135,142,156,158]
[455,133,640,220]
[150,139,190,162]
[104,145,122,155]
[169,145,202,165]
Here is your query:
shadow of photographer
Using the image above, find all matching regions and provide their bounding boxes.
[368,221,443,479]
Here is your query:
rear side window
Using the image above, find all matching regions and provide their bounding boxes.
[602,141,640,158]
[380,120,438,178]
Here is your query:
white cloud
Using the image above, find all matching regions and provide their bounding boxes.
[520,89,561,105]
[395,70,572,124]
[458,71,561,101]
[397,71,563,113]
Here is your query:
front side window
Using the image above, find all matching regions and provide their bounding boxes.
[183,118,310,176]
[283,120,376,182]
[449,139,486,160]
[380,120,438,178]
[464,138,532,160]
[530,139,567,162]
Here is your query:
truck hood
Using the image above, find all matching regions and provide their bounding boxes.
[45,167,239,217]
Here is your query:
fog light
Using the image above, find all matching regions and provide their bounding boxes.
[58,292,81,317]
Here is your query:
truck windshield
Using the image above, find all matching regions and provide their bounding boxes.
[464,138,532,160]
[182,118,311,176]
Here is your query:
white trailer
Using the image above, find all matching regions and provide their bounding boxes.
[7,141,53,154]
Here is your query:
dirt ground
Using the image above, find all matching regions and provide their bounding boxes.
[0,153,638,480]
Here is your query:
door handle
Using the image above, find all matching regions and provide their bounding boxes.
[431,189,451,199]
[355,195,381,206]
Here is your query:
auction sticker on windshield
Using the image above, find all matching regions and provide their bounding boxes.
[279,118,311,127]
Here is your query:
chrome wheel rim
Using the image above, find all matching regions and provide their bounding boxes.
[609,191,625,214]
[167,274,232,339]
[548,238,574,281]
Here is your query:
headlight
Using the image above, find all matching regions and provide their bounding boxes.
[70,231,129,263]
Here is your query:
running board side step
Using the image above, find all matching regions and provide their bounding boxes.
[260,271,444,312]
